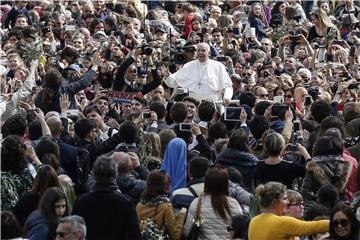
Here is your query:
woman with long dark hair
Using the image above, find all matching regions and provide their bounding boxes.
[136,170,186,240]
[183,165,243,239]
[13,165,60,227]
[35,138,65,175]
[25,187,69,240]
[327,203,359,240]
[217,128,259,191]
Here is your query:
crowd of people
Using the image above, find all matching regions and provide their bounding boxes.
[1,0,360,239]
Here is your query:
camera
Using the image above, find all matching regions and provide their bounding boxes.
[140,44,153,56]
[308,87,320,101]
[170,45,191,65]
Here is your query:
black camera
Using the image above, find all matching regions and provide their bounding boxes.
[141,44,153,56]
[308,86,320,101]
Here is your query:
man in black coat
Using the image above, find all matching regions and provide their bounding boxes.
[72,155,141,240]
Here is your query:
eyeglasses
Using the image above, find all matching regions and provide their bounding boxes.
[129,69,137,73]
[262,43,271,46]
[285,95,292,98]
[259,94,268,98]
[332,219,350,227]
[332,219,349,227]
[242,72,252,76]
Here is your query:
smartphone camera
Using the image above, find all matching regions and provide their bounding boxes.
[179,123,192,132]
[143,112,151,119]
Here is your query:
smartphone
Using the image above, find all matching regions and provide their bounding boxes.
[290,35,299,42]
[333,40,343,45]
[271,105,288,117]
[65,25,76,31]
[291,100,297,109]
[350,46,356,57]
[179,123,192,132]
[287,144,298,151]
[293,119,301,132]
[233,27,240,35]
[305,96,312,106]
[271,48,278,58]
[224,107,243,121]
[142,112,151,119]
[0,59,8,66]
[202,28,208,35]
[274,96,284,104]
[216,56,227,62]
[67,109,79,116]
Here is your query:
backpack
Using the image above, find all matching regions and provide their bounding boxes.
[140,205,170,240]
[76,147,92,187]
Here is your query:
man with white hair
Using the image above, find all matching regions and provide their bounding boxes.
[161,42,233,105]
[56,215,86,240]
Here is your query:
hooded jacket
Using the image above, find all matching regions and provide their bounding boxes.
[302,155,352,204]
[217,148,259,191]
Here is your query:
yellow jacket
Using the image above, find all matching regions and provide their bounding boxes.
[248,213,329,240]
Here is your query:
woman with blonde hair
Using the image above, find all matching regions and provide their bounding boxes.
[308,9,339,42]
[248,182,329,240]
[248,2,268,40]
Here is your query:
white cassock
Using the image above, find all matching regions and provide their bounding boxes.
[163,59,233,102]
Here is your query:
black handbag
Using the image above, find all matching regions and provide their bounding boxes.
[186,195,203,240]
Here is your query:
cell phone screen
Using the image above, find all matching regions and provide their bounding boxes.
[143,112,151,119]
[179,123,192,132]
[305,96,312,106]
[216,56,227,62]
[293,121,300,132]
[224,107,242,121]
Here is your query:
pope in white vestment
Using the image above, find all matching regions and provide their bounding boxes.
[162,43,233,103]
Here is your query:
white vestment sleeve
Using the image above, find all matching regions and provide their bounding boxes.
[223,85,234,100]
[163,74,178,88]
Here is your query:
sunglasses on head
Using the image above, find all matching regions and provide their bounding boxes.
[332,219,349,227]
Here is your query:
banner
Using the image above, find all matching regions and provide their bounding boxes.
[107,91,135,104]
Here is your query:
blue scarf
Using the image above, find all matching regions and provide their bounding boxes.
[161,138,187,191]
